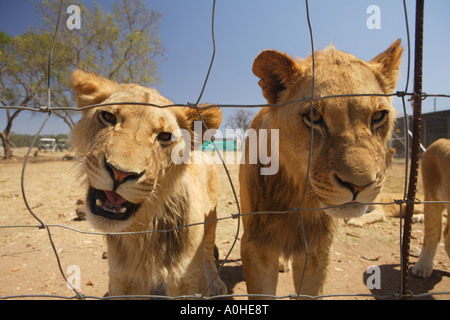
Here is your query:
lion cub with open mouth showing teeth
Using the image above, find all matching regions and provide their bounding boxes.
[71,70,227,298]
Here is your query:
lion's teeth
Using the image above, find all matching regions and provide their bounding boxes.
[95,198,126,215]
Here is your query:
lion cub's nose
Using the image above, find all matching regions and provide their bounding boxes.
[105,161,144,190]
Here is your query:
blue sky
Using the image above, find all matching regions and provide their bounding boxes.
[1,0,450,135]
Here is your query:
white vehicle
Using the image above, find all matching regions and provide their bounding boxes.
[38,138,57,152]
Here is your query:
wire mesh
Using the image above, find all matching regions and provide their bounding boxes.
[1,0,449,300]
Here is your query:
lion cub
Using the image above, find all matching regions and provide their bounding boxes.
[413,138,450,278]
[240,40,403,298]
[71,70,227,298]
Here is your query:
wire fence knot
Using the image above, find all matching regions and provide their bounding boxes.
[39,106,51,114]
[75,292,86,300]
[288,293,298,299]
[396,91,407,98]
[408,91,427,102]
[193,293,203,299]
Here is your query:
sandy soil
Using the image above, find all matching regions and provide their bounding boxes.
[0,149,449,300]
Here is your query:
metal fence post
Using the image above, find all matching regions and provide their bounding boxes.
[401,0,424,298]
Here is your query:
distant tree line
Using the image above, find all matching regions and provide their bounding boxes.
[9,133,69,148]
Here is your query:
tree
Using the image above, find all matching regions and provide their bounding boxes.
[225,109,255,150]
[0,30,52,159]
[36,0,163,85]
[0,0,163,159]
[226,109,254,133]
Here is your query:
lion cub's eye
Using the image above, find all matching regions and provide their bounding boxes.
[371,110,388,125]
[303,110,324,128]
[99,111,117,125]
[157,132,172,142]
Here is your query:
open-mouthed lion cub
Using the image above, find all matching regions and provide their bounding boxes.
[71,70,227,298]
[240,40,403,298]
[413,138,450,278]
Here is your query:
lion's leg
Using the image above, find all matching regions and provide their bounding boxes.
[166,280,200,298]
[413,201,445,278]
[444,204,450,259]
[108,273,129,297]
[108,272,149,298]
[291,248,331,298]
[166,246,208,298]
[241,234,280,300]
[346,207,386,227]
[203,207,227,296]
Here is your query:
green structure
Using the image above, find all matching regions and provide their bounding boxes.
[202,139,237,151]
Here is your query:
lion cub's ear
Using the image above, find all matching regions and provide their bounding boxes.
[252,50,303,104]
[182,105,222,133]
[71,70,120,108]
[178,105,222,147]
[369,39,403,94]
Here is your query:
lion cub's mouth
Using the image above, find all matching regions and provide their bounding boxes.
[87,187,140,221]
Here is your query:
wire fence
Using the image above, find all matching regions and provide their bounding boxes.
[1,0,450,300]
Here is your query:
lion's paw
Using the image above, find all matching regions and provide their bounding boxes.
[345,218,364,228]
[209,278,227,296]
[412,214,424,224]
[412,261,433,278]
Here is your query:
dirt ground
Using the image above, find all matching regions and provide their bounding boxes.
[0,149,449,300]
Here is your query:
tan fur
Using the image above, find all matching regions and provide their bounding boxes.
[71,70,226,297]
[240,40,403,298]
[345,192,424,227]
[413,138,450,278]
